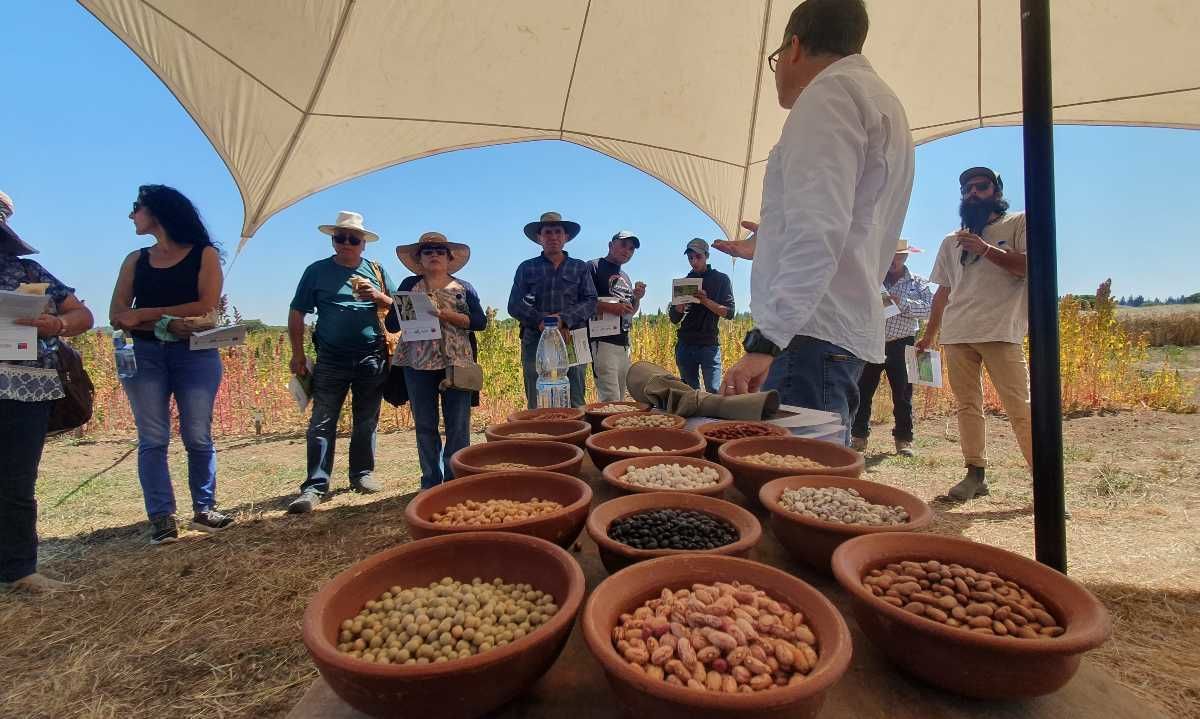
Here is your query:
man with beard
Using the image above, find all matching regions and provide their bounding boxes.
[917,167,1031,500]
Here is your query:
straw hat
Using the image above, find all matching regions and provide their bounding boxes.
[395,231,471,275]
[523,211,581,242]
[318,210,379,242]
[895,238,922,254]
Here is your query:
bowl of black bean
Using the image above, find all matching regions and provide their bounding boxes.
[585,492,762,575]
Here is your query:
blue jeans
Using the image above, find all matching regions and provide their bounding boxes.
[302,349,387,494]
[404,367,472,490]
[121,341,223,519]
[675,343,722,393]
[521,336,587,408]
[762,336,865,446]
[0,399,51,582]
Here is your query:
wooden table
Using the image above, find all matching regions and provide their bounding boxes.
[290,461,1158,719]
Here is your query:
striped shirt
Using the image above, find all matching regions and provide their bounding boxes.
[884,267,932,342]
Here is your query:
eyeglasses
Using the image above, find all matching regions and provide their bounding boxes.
[333,234,362,246]
[420,246,449,256]
[131,201,143,213]
[767,35,793,73]
[960,180,993,195]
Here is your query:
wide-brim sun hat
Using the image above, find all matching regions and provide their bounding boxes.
[0,190,38,256]
[523,211,581,242]
[895,238,922,254]
[396,231,471,275]
[318,210,379,242]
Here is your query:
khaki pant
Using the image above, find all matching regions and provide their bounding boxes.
[944,342,1033,469]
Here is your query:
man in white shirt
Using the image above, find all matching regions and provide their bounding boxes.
[720,0,915,445]
[918,167,1032,501]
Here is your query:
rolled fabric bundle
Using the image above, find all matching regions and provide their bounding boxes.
[625,361,779,420]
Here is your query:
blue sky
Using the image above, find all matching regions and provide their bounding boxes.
[3,3,1195,325]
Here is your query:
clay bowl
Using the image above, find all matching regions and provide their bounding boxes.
[586,492,762,574]
[585,427,707,470]
[582,555,852,719]
[600,410,688,431]
[507,406,586,423]
[831,533,1112,699]
[600,455,733,498]
[303,532,585,719]
[759,475,933,575]
[449,440,585,478]
[404,469,592,548]
[582,400,650,431]
[483,418,591,447]
[697,420,789,461]
[718,436,864,507]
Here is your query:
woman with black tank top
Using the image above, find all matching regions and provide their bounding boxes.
[109,185,230,545]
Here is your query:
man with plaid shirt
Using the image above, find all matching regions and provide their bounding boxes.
[850,239,930,455]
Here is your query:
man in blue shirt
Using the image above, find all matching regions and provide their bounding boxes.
[286,211,395,513]
[507,211,598,408]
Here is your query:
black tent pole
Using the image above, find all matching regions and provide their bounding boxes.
[1020,0,1067,572]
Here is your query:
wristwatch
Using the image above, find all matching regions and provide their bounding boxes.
[742,328,781,357]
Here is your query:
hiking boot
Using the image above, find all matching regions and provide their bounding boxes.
[946,466,988,501]
[288,490,323,514]
[849,436,868,452]
[150,514,179,545]
[191,509,234,533]
[350,473,382,494]
[895,440,915,457]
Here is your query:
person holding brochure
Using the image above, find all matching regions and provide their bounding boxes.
[287,211,396,513]
[668,238,734,392]
[917,166,1032,501]
[109,185,229,544]
[507,211,597,408]
[393,232,488,490]
[588,231,644,402]
[0,191,94,593]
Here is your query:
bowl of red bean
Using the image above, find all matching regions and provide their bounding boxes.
[697,421,789,461]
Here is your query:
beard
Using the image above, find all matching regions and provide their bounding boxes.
[958,195,1009,235]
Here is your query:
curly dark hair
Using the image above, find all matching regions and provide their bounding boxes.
[136,184,220,254]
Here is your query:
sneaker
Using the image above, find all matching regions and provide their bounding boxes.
[288,490,323,514]
[350,473,382,494]
[895,440,915,457]
[150,514,179,545]
[849,436,868,452]
[191,509,234,533]
[946,467,988,501]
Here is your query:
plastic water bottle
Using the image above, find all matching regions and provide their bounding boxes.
[535,317,571,408]
[113,330,138,379]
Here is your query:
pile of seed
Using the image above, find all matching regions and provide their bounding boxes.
[531,412,575,420]
[611,413,679,428]
[608,509,738,551]
[336,577,560,663]
[779,486,909,525]
[621,463,722,490]
[507,432,552,438]
[591,404,640,414]
[702,423,777,440]
[481,462,534,470]
[739,452,824,469]
[611,445,665,453]
[430,498,564,526]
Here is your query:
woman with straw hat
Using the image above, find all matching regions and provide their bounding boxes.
[393,232,488,490]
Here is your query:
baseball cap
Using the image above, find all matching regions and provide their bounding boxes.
[684,238,709,256]
[611,230,640,248]
[959,166,1003,191]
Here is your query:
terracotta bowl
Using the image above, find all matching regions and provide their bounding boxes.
[582,400,650,431]
[404,470,592,548]
[582,555,852,719]
[600,410,688,431]
[449,440,585,478]
[585,428,707,469]
[831,533,1112,699]
[303,532,586,719]
[600,455,733,498]
[718,436,864,507]
[696,420,789,461]
[759,475,933,576]
[507,406,586,423]
[483,419,591,447]
[586,492,762,574]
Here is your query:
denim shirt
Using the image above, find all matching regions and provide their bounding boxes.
[506,252,597,338]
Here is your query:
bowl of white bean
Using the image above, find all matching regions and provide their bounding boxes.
[585,428,707,469]
[600,410,688,431]
[583,400,651,431]
[717,436,864,507]
[759,475,933,575]
[484,419,592,447]
[601,456,733,498]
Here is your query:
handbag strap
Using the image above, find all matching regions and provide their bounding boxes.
[366,261,396,334]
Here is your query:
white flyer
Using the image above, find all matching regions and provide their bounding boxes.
[0,290,49,360]
[189,324,247,350]
[566,327,592,366]
[671,278,702,305]
[905,346,943,388]
[393,291,442,342]
[588,297,621,338]
[883,301,901,319]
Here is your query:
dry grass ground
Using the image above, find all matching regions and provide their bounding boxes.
[2,411,1198,718]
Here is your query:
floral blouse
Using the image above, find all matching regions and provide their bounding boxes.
[0,254,73,401]
[393,277,483,371]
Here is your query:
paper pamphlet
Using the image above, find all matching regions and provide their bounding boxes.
[905,346,943,388]
[189,324,247,350]
[671,278,702,305]
[393,291,442,342]
[883,302,901,319]
[566,327,592,366]
[588,297,621,338]
[0,289,50,360]
[288,358,315,412]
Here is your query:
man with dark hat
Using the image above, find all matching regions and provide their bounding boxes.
[507,211,597,408]
[588,230,645,402]
[918,166,1032,500]
[669,239,734,392]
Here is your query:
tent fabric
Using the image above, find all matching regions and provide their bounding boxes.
[79,0,1200,245]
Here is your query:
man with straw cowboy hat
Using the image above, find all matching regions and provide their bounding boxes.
[849,238,931,456]
[507,211,597,408]
[287,210,396,514]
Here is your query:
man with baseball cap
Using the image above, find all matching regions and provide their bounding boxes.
[588,231,645,401]
[917,166,1032,500]
[668,239,734,392]
[850,238,931,456]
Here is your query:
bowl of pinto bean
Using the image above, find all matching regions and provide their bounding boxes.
[697,421,789,462]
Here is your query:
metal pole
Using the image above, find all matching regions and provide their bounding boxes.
[1020,0,1067,572]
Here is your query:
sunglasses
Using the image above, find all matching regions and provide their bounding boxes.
[333,234,362,246]
[420,246,449,256]
[131,201,143,213]
[960,180,993,195]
